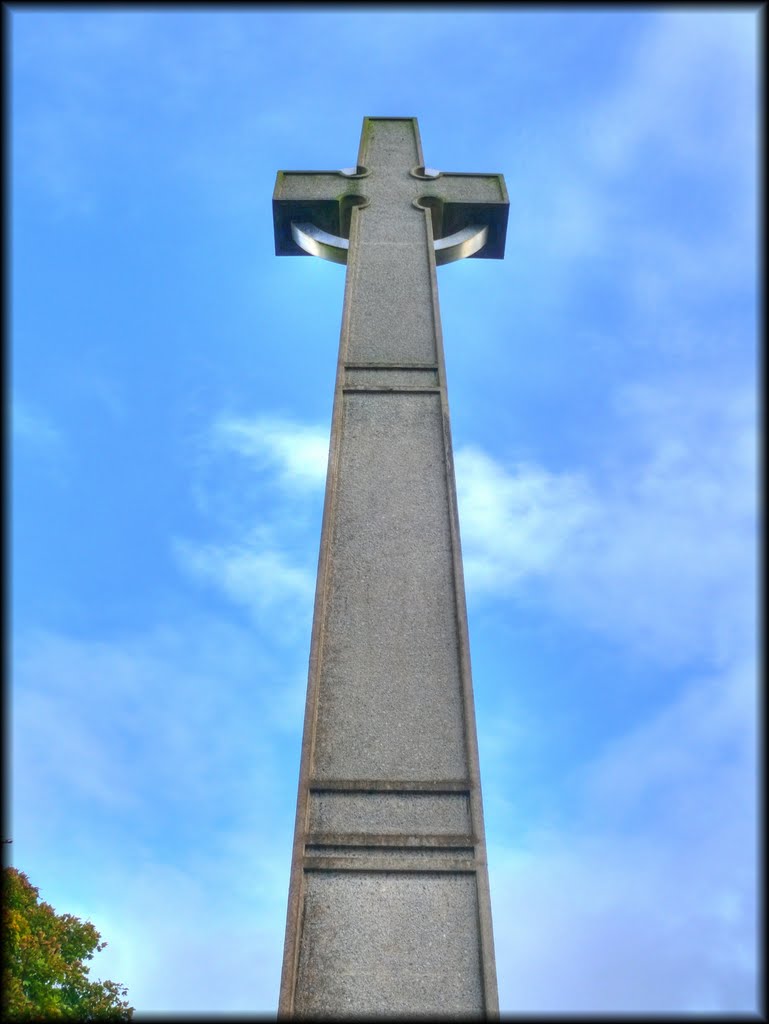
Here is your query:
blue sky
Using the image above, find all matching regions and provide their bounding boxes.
[10,6,758,1015]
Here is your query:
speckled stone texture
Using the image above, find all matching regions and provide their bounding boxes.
[275,117,505,1019]
[309,791,471,836]
[344,367,438,388]
[295,872,484,1018]
[313,391,467,782]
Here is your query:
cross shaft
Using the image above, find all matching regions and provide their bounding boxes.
[273,117,507,1019]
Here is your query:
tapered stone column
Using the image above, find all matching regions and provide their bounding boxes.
[273,117,508,1019]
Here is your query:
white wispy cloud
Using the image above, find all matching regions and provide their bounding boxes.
[588,9,756,178]
[12,621,301,1012]
[12,622,301,840]
[73,857,287,1013]
[494,9,756,329]
[580,655,756,830]
[12,399,65,453]
[174,533,315,624]
[464,368,756,1010]
[456,376,756,668]
[488,642,757,1012]
[463,369,757,1011]
[212,414,329,489]
[175,416,329,632]
[455,447,597,591]
[490,796,755,1012]
[596,10,757,306]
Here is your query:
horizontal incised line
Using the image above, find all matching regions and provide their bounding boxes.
[344,363,438,370]
[305,832,475,847]
[343,364,440,393]
[308,779,471,794]
[303,856,477,874]
[342,385,440,393]
[305,845,474,858]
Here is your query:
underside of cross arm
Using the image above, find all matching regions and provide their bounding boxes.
[273,170,360,256]
[420,172,509,260]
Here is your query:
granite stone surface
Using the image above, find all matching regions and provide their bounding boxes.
[294,872,484,1018]
[308,791,471,836]
[344,367,438,388]
[346,240,438,364]
[312,391,467,782]
[304,845,474,863]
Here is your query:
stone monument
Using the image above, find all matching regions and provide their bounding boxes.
[273,116,508,1018]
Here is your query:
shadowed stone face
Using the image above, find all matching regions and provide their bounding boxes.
[274,118,507,1019]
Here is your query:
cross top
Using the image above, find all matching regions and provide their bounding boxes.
[273,117,508,266]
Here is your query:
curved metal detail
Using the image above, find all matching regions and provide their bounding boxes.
[291,220,488,266]
[291,222,350,265]
[433,223,488,265]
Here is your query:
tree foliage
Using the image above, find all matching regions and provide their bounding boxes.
[2,867,134,1020]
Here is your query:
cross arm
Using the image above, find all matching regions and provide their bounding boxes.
[415,171,509,260]
[273,170,367,257]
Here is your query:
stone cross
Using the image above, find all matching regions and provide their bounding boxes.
[273,117,508,1019]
